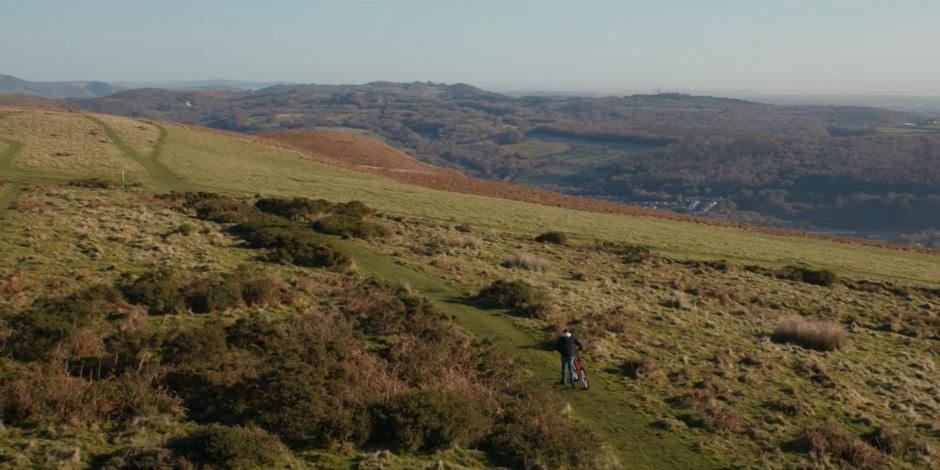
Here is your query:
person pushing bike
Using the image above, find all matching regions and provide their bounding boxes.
[555,329,584,385]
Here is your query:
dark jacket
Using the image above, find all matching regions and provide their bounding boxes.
[555,335,583,357]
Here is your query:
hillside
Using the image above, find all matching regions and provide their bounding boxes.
[0,74,120,98]
[62,81,940,242]
[1,107,939,469]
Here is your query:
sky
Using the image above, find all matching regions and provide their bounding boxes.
[1,0,939,95]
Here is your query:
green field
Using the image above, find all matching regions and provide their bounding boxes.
[1,108,938,469]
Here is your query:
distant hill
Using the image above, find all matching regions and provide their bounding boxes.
[0,74,121,98]
[112,78,292,91]
[62,81,940,243]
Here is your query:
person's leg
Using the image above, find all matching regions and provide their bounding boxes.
[561,356,568,383]
[566,356,576,382]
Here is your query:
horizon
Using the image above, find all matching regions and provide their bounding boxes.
[2,0,939,96]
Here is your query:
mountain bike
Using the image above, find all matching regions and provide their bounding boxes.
[572,356,589,389]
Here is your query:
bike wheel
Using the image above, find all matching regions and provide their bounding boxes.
[579,368,589,389]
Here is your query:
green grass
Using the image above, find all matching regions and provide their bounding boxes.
[2,109,939,468]
[83,115,196,192]
[331,236,716,469]
[151,124,940,287]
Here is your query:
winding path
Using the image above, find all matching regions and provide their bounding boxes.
[332,237,719,470]
[82,115,194,192]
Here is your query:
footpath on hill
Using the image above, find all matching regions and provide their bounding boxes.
[82,115,194,193]
[331,237,719,470]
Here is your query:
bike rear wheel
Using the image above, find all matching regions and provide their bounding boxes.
[579,368,589,389]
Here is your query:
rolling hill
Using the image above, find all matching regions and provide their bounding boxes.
[57,81,940,241]
[1,106,939,469]
[0,74,121,98]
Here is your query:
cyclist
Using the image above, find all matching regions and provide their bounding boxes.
[555,329,584,385]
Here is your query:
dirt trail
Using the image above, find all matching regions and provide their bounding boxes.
[332,237,718,470]
[82,114,193,193]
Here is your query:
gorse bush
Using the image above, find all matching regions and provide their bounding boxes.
[535,231,568,244]
[6,284,123,360]
[488,388,607,469]
[596,241,651,263]
[799,419,882,469]
[371,390,490,452]
[501,254,550,271]
[169,424,288,469]
[780,265,839,286]
[255,196,333,221]
[313,214,391,239]
[477,279,553,318]
[772,315,847,351]
[121,268,288,315]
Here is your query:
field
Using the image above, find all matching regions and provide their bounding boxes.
[1,107,938,468]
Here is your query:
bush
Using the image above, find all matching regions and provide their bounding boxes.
[799,419,882,469]
[535,231,567,245]
[488,390,606,469]
[780,265,839,287]
[371,390,490,452]
[69,178,116,189]
[597,241,651,263]
[232,363,371,447]
[98,446,190,470]
[772,315,848,351]
[863,427,932,459]
[501,254,550,271]
[169,424,288,469]
[436,233,482,249]
[7,284,122,359]
[619,357,656,379]
[177,223,196,236]
[232,217,353,270]
[333,200,372,218]
[313,214,390,239]
[163,321,228,366]
[186,277,243,314]
[255,197,332,221]
[121,269,188,315]
[477,279,553,318]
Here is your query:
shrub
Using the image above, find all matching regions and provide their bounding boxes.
[535,231,567,245]
[98,446,190,470]
[488,390,606,469]
[333,200,372,218]
[230,219,353,270]
[501,254,550,271]
[772,316,847,351]
[371,390,490,452]
[121,269,187,315]
[177,223,195,236]
[185,277,243,314]
[596,241,651,263]
[69,178,116,189]
[619,357,656,379]
[780,265,839,287]
[313,214,390,239]
[799,419,882,469]
[162,321,228,366]
[8,284,122,359]
[232,363,371,447]
[455,223,473,233]
[436,233,482,249]
[255,196,332,221]
[863,427,932,459]
[477,280,553,318]
[169,424,288,469]
[269,237,353,270]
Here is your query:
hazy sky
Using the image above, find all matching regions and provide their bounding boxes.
[2,0,938,94]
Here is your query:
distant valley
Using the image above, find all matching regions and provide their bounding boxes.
[3,77,939,247]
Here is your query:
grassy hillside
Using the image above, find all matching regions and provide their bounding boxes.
[1,108,938,469]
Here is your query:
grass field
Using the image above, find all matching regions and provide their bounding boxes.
[1,108,939,468]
